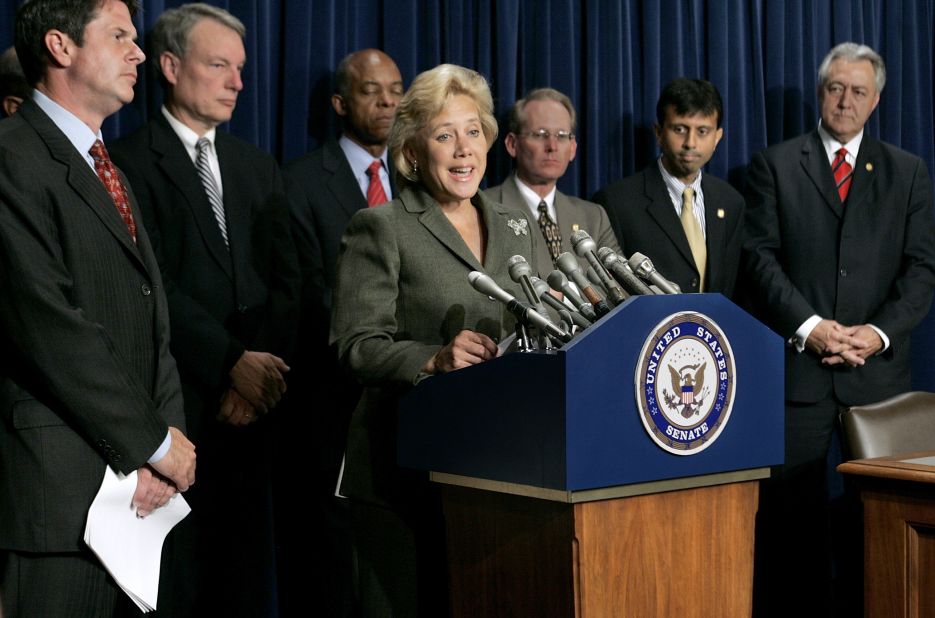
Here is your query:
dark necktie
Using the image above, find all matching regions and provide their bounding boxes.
[366,160,388,206]
[832,148,853,203]
[537,200,562,262]
[196,137,229,247]
[89,140,137,243]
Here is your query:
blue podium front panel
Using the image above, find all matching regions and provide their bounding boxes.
[398,294,784,492]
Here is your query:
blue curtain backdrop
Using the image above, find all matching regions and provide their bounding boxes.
[2,0,935,388]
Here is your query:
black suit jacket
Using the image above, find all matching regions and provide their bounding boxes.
[110,114,300,434]
[283,139,393,469]
[593,163,745,296]
[744,131,935,405]
[0,100,184,552]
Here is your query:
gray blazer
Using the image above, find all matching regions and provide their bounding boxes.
[485,173,620,277]
[0,99,184,552]
[330,186,537,506]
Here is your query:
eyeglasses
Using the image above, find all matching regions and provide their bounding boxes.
[518,129,575,142]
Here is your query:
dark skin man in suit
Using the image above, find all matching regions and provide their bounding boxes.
[281,49,403,617]
[744,43,935,616]
[110,4,300,616]
[0,1,195,615]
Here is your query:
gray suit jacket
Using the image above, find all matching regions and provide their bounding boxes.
[0,99,184,552]
[330,186,537,507]
[485,173,620,277]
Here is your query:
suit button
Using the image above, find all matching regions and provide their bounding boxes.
[141,283,152,296]
[839,268,848,277]
[238,304,248,314]
[691,278,699,289]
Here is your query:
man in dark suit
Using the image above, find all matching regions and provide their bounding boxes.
[485,87,619,277]
[744,43,935,615]
[593,78,743,296]
[109,4,299,616]
[0,0,196,615]
[281,48,403,617]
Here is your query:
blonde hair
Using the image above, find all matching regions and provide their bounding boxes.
[389,64,498,190]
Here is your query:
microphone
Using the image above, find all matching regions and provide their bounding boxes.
[570,230,628,305]
[598,247,655,295]
[468,271,572,343]
[627,252,681,294]
[546,270,597,321]
[555,252,612,317]
[531,276,592,328]
[507,255,545,312]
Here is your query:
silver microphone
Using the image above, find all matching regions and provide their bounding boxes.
[627,252,681,294]
[598,247,655,295]
[468,271,572,343]
[570,230,627,305]
[546,270,597,321]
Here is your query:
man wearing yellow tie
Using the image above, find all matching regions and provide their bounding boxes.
[594,78,744,296]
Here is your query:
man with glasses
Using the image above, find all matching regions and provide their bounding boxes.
[594,78,744,296]
[486,87,619,276]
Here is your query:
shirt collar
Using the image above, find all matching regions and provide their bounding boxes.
[162,106,217,162]
[657,157,702,202]
[512,174,557,220]
[339,134,388,176]
[817,121,863,164]
[32,89,101,167]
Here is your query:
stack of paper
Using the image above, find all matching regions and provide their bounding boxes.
[84,467,190,613]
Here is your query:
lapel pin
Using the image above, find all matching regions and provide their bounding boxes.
[717,208,725,219]
[865,163,873,172]
[507,218,528,236]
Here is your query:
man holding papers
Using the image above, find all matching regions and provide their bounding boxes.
[0,1,195,615]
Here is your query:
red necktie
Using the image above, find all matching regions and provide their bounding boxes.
[832,148,853,203]
[366,160,388,207]
[89,140,137,243]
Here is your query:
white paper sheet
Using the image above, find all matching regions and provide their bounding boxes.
[84,467,190,613]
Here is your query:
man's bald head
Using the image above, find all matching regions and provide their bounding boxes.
[331,49,403,156]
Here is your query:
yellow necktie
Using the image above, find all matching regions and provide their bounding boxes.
[680,187,706,292]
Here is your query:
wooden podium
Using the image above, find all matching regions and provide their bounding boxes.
[838,452,935,618]
[399,294,784,617]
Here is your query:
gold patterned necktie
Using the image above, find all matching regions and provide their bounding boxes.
[538,200,562,262]
[680,187,706,291]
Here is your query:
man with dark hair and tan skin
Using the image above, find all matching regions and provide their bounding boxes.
[282,48,404,617]
[594,78,744,296]
[0,0,195,615]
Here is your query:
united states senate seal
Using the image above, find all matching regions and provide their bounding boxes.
[635,311,736,455]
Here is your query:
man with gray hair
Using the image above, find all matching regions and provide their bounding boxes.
[485,87,619,276]
[109,3,300,616]
[744,42,935,614]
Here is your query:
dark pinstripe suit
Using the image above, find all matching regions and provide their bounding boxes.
[0,100,184,610]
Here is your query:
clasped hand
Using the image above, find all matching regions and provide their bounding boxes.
[805,319,883,367]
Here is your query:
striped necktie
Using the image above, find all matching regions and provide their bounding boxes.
[832,148,853,203]
[196,137,229,247]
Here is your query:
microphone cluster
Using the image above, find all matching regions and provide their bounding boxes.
[467,229,681,351]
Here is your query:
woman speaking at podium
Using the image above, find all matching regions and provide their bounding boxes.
[330,63,537,616]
